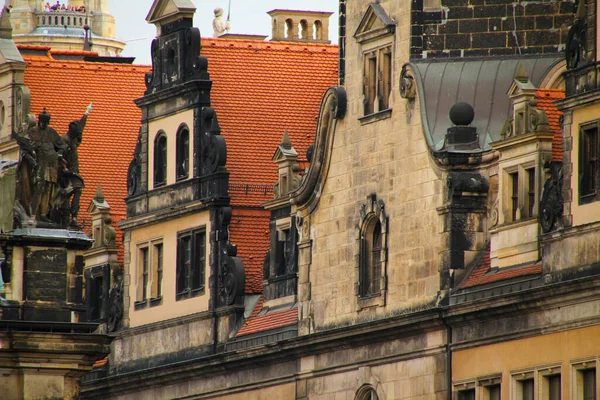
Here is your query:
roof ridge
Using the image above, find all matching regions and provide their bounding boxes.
[202,37,338,52]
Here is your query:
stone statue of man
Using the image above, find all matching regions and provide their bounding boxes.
[59,103,91,227]
[212,7,230,37]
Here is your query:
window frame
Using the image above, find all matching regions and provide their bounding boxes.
[134,239,163,310]
[153,131,167,188]
[176,227,206,301]
[572,358,598,400]
[361,45,393,117]
[538,365,562,400]
[175,124,190,182]
[502,162,537,224]
[356,195,388,310]
[579,120,600,205]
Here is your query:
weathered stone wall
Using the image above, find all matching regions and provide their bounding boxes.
[304,0,444,331]
[411,0,575,59]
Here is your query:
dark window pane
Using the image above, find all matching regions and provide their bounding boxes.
[141,247,148,301]
[522,379,534,400]
[581,127,599,203]
[583,369,596,400]
[527,168,535,217]
[548,374,561,400]
[458,389,475,400]
[191,231,205,290]
[156,243,163,298]
[488,384,501,400]
[177,236,190,295]
[154,134,167,187]
[511,172,519,221]
[176,128,189,181]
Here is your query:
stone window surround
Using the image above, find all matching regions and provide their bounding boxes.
[360,43,393,120]
[153,130,167,189]
[274,217,293,277]
[579,119,600,205]
[453,374,502,400]
[354,384,379,400]
[571,357,599,400]
[500,159,537,225]
[355,195,388,311]
[176,226,206,301]
[134,238,163,310]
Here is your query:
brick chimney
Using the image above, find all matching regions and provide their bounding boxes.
[267,9,333,44]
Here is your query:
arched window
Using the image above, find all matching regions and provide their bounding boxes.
[356,194,388,308]
[361,218,382,296]
[314,20,323,40]
[300,19,309,40]
[285,18,293,39]
[176,125,190,181]
[154,132,167,188]
[355,385,379,400]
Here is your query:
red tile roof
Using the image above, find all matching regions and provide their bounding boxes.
[237,303,298,337]
[200,38,338,207]
[459,247,542,289]
[92,356,108,368]
[535,88,565,162]
[229,208,270,293]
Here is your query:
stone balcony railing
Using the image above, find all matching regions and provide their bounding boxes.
[564,61,600,98]
[34,11,92,30]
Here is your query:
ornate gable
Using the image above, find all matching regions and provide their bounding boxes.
[146,0,196,33]
[354,3,395,44]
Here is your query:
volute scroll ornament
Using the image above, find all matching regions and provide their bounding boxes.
[200,107,227,175]
[400,64,416,99]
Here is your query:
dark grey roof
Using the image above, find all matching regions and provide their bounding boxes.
[411,56,562,151]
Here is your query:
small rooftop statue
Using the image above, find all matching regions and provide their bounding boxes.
[212,7,230,37]
[12,104,92,229]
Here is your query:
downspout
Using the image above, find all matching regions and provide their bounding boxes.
[443,316,453,400]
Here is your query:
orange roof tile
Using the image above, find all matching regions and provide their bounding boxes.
[237,305,297,337]
[22,55,151,234]
[229,208,270,293]
[92,356,108,368]
[459,247,542,289]
[200,38,338,206]
[535,88,565,162]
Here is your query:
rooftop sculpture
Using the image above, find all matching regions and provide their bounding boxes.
[12,104,92,229]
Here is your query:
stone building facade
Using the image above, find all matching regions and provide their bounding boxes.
[80,0,600,399]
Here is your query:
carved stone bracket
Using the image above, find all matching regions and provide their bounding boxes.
[540,163,563,233]
[399,64,416,100]
[212,207,245,307]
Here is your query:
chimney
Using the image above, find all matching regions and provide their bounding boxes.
[267,9,333,43]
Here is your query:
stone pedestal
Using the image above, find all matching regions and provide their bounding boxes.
[0,228,93,322]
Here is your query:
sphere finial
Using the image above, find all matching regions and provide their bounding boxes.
[449,102,474,126]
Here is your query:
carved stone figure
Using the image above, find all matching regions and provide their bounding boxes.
[29,109,63,223]
[59,103,91,227]
[13,106,91,228]
[212,8,230,37]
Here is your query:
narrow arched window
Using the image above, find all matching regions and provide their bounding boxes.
[285,19,293,39]
[355,385,379,400]
[300,19,309,40]
[176,125,189,181]
[154,132,167,188]
[314,20,323,40]
[361,218,382,297]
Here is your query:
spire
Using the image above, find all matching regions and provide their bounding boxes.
[94,185,105,203]
[0,6,13,40]
[280,130,292,150]
[515,62,529,84]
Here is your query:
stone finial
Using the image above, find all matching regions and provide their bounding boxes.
[515,62,529,84]
[575,0,586,22]
[94,185,105,203]
[0,6,13,40]
[280,130,292,150]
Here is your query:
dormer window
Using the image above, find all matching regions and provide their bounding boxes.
[154,132,167,188]
[354,3,395,120]
[504,165,536,223]
[176,124,190,181]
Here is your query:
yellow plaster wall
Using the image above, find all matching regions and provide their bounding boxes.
[128,210,210,327]
[570,103,600,226]
[453,324,600,399]
[306,0,443,329]
[148,109,194,189]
